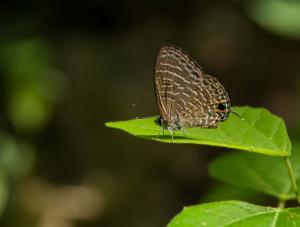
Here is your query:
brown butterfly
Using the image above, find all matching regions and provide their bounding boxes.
[154,45,239,134]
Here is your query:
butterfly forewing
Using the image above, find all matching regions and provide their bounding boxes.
[154,45,231,130]
[155,46,203,120]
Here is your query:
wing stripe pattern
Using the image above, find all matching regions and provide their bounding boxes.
[154,45,231,129]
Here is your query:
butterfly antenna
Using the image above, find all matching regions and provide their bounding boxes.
[232,111,245,121]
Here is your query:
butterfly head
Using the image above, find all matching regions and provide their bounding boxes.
[216,102,231,121]
[216,102,243,121]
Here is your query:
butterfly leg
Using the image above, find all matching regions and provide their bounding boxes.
[167,127,174,142]
[180,127,187,137]
[156,127,164,139]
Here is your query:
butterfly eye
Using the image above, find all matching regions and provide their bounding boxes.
[217,103,227,111]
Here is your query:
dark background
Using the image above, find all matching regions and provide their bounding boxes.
[0,0,300,226]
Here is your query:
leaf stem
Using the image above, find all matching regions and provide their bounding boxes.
[284,157,300,205]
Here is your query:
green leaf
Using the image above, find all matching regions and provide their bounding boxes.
[209,146,300,200]
[168,200,300,227]
[106,106,290,156]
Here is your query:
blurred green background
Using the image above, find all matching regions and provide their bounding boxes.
[1,0,300,226]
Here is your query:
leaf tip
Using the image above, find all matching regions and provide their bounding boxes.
[104,121,114,128]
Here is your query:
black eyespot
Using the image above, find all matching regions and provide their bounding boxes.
[218,103,226,111]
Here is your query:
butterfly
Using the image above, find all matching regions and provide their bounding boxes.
[154,45,238,134]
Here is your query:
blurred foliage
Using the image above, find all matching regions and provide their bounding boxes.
[0,1,299,227]
[0,133,34,179]
[0,132,35,219]
[209,147,300,200]
[0,170,8,218]
[0,40,65,132]
[246,0,300,39]
[201,181,269,205]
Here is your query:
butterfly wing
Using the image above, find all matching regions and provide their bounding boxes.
[155,45,230,129]
[155,45,204,125]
